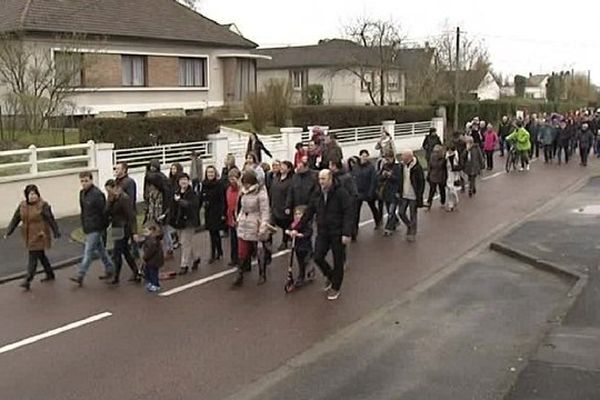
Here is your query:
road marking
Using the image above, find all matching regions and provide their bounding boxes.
[0,312,112,355]
[482,171,504,181]
[161,168,509,297]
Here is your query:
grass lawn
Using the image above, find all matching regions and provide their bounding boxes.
[223,121,281,135]
[1,129,81,149]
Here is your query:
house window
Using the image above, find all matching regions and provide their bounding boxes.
[235,59,256,102]
[179,57,208,87]
[54,51,83,87]
[292,70,304,91]
[361,71,373,92]
[387,72,401,92]
[122,55,146,87]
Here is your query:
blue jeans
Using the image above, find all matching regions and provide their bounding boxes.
[144,265,160,287]
[78,231,114,278]
[384,201,399,231]
[162,225,174,252]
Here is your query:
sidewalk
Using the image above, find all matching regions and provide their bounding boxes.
[502,176,600,400]
[0,215,83,282]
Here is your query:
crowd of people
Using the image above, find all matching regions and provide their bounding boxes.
[4,110,599,299]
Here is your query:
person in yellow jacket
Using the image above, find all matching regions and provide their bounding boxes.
[507,120,531,171]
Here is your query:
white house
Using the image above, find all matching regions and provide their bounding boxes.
[524,74,549,100]
[0,0,269,117]
[437,70,501,101]
[256,39,434,106]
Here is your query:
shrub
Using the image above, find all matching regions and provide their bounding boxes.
[244,91,270,133]
[264,79,292,127]
[305,84,324,105]
[79,116,220,148]
[291,105,436,129]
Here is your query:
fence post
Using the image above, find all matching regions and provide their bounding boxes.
[280,127,303,160]
[382,120,396,139]
[94,142,115,190]
[87,140,96,169]
[354,127,359,143]
[432,117,445,143]
[208,133,229,171]
[28,145,38,175]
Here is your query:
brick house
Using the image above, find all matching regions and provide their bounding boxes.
[256,39,434,106]
[0,0,268,116]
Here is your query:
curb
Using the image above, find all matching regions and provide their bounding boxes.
[0,255,82,285]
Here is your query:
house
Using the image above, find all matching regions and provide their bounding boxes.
[0,0,268,117]
[524,74,550,100]
[437,70,501,101]
[255,39,434,106]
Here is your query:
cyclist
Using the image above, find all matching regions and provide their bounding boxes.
[506,120,531,171]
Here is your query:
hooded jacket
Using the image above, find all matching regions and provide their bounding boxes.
[507,128,532,151]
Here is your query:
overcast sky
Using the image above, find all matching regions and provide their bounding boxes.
[201,0,598,84]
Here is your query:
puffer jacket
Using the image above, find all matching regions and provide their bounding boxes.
[237,184,270,242]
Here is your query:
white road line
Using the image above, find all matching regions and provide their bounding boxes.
[482,171,504,181]
[161,168,509,297]
[0,312,112,355]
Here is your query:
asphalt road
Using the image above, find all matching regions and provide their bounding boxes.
[0,156,595,400]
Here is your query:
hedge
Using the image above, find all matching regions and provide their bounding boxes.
[79,116,220,148]
[439,100,589,132]
[291,105,437,129]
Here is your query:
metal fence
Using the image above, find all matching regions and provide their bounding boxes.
[0,142,93,178]
[113,141,213,169]
[301,121,433,143]
[229,134,287,161]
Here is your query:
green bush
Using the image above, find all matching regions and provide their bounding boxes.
[79,116,220,148]
[439,100,588,132]
[244,91,270,133]
[263,79,292,127]
[305,84,324,105]
[291,105,436,129]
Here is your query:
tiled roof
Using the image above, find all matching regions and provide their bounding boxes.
[0,0,256,48]
[256,39,433,72]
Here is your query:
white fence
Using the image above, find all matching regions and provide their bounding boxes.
[0,142,95,179]
[113,140,214,170]
[301,121,434,144]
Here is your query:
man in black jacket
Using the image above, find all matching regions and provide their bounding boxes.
[114,162,137,210]
[70,171,114,286]
[397,150,425,243]
[170,173,201,274]
[329,159,358,241]
[104,179,140,284]
[498,116,513,157]
[286,159,319,213]
[354,150,381,229]
[295,169,353,301]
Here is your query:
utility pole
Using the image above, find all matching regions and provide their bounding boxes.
[588,70,592,103]
[453,27,460,134]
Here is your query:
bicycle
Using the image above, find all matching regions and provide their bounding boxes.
[505,145,518,173]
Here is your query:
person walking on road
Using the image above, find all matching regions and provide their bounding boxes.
[578,122,594,167]
[354,150,382,230]
[70,172,114,286]
[168,163,184,248]
[329,159,358,241]
[294,169,353,301]
[539,120,556,164]
[225,169,242,267]
[375,128,396,161]
[422,127,442,166]
[286,159,319,213]
[425,144,447,209]
[462,137,485,197]
[556,120,572,165]
[104,179,140,284]
[320,134,344,170]
[232,170,271,287]
[498,116,513,157]
[378,153,401,237]
[170,173,201,275]
[245,153,266,186]
[136,224,164,293]
[5,185,61,291]
[482,124,498,170]
[270,161,294,251]
[144,160,173,257]
[397,150,425,242]
[246,132,272,163]
[114,162,137,210]
[189,151,204,194]
[202,166,226,264]
[507,121,531,171]
[445,146,462,212]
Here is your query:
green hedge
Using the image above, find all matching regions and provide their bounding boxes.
[439,100,589,132]
[291,105,436,129]
[80,116,220,148]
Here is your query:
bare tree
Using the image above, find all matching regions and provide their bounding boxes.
[434,24,490,72]
[338,17,405,106]
[0,33,90,134]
